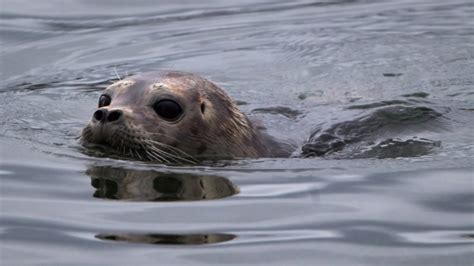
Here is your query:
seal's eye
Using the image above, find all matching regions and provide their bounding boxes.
[98,95,111,107]
[154,100,182,121]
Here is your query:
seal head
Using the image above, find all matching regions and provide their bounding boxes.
[81,71,292,163]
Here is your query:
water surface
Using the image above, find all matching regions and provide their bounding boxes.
[1,0,473,265]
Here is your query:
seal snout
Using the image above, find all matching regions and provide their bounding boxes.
[93,108,123,123]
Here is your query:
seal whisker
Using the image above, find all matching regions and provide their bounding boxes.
[145,150,161,162]
[143,144,171,163]
[146,141,188,164]
[145,139,197,162]
[129,148,136,159]
[145,140,197,164]
[152,150,173,164]
[147,148,168,163]
[147,145,180,164]
[133,149,143,160]
[142,147,157,161]
[156,142,194,160]
[131,149,138,159]
[113,67,121,80]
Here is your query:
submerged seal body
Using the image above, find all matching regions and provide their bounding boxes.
[81,71,292,163]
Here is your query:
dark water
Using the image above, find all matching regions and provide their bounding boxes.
[1,0,473,265]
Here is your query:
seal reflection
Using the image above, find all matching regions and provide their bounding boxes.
[96,233,236,245]
[87,166,239,201]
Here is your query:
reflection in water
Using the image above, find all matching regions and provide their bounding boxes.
[96,233,236,245]
[87,166,239,201]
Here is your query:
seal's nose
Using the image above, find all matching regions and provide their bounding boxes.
[107,110,123,122]
[93,109,123,123]
[93,108,107,122]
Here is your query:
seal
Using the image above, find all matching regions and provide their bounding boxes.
[88,166,239,201]
[81,71,293,163]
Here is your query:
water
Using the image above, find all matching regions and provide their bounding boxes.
[1,0,473,265]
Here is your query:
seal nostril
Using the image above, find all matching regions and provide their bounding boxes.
[93,109,107,122]
[107,110,122,122]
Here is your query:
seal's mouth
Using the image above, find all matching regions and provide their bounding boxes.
[80,122,198,164]
[81,135,153,162]
[80,122,109,145]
